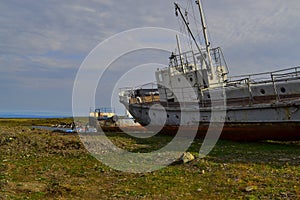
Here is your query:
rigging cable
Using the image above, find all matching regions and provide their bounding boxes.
[176,4,190,53]
[190,0,203,47]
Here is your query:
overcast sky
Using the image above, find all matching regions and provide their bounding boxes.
[1,0,300,115]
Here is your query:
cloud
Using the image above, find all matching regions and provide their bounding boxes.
[203,0,300,74]
[1,0,300,113]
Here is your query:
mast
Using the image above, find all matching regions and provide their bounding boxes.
[174,3,209,69]
[176,35,184,67]
[195,0,216,81]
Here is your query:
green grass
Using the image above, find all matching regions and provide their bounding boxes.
[0,119,299,199]
[0,118,74,127]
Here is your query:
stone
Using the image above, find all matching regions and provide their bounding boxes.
[244,186,256,192]
[181,152,195,163]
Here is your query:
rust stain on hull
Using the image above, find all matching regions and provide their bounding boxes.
[99,126,147,133]
[149,123,300,141]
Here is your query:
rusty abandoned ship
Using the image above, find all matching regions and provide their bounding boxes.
[119,0,300,141]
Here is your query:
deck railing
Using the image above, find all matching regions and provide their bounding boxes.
[228,66,300,83]
[227,66,300,103]
[168,47,229,76]
[119,66,300,107]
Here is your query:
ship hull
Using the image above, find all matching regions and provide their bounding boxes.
[123,100,300,141]
[154,123,300,141]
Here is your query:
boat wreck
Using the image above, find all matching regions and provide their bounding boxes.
[119,0,300,141]
[89,108,146,132]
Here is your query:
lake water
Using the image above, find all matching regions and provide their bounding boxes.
[0,111,72,118]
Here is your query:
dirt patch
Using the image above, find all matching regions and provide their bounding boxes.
[7,181,47,193]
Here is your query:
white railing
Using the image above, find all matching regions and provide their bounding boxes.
[119,66,300,106]
[228,66,300,84]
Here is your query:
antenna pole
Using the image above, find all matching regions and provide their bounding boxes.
[196,0,215,80]
[176,35,184,67]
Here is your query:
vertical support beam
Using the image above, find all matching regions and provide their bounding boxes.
[271,74,279,102]
[176,35,184,68]
[195,0,216,81]
[246,78,253,105]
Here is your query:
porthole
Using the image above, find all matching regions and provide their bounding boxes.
[260,89,266,95]
[280,87,286,93]
[167,114,169,118]
[189,77,193,82]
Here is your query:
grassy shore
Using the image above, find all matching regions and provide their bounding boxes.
[0,118,299,199]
